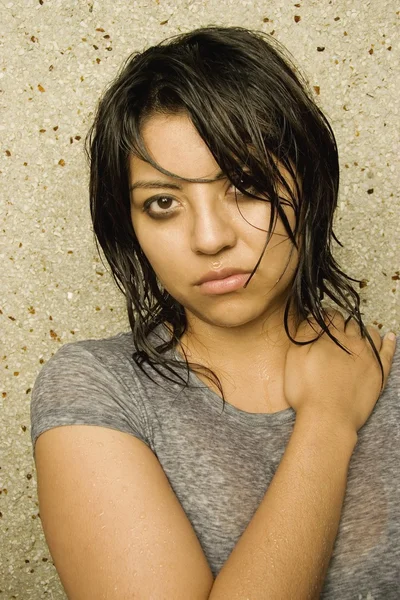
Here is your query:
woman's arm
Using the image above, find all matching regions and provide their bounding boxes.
[209,313,396,600]
[209,414,357,600]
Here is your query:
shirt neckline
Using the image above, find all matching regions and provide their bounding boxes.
[156,323,296,426]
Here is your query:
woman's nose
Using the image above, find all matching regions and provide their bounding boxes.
[190,203,237,255]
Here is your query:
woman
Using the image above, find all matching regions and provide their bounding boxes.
[31,26,398,599]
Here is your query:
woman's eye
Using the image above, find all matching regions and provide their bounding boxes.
[228,182,257,197]
[143,196,179,217]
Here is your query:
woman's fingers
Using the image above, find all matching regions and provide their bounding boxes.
[377,332,397,390]
[298,309,396,393]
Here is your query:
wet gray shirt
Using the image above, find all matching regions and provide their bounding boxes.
[30,326,400,599]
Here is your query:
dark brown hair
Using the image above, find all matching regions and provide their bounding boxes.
[85,25,385,408]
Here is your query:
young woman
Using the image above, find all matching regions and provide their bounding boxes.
[31,26,398,599]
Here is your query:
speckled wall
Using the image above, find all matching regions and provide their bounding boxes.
[1,0,399,597]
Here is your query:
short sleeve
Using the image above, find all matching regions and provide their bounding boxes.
[30,342,150,458]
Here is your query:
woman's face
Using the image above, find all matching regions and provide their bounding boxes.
[129,112,300,329]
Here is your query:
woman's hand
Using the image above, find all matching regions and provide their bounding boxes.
[283,309,397,434]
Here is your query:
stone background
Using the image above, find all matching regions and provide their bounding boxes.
[1,0,399,597]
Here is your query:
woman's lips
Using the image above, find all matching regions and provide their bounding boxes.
[197,273,251,295]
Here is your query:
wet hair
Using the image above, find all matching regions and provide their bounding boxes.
[85,25,385,408]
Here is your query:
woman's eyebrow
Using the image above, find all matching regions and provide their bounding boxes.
[129,170,227,192]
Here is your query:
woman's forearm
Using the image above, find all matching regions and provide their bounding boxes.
[208,413,358,600]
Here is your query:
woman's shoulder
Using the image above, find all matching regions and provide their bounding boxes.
[31,323,180,403]
[30,330,156,456]
[56,323,172,364]
[56,329,135,362]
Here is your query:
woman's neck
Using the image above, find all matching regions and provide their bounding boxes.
[166,307,300,413]
[171,306,301,377]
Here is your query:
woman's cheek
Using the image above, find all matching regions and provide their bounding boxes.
[139,231,185,284]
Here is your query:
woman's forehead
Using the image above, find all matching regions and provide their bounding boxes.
[129,112,301,197]
[130,113,222,182]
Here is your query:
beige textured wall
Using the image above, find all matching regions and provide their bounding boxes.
[1,0,399,597]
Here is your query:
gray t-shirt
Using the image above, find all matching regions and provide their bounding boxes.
[30,325,400,599]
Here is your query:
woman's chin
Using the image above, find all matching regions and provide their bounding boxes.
[184,302,270,330]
